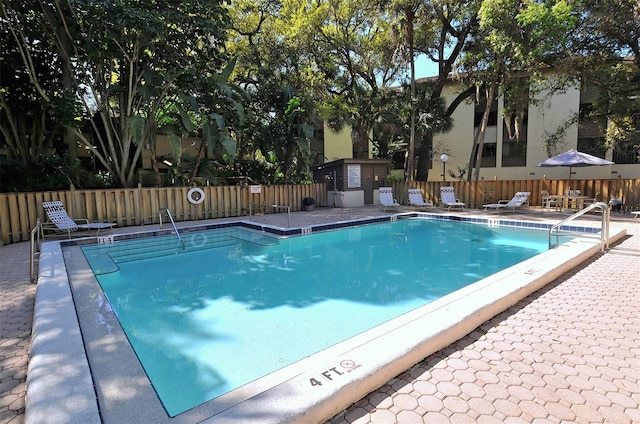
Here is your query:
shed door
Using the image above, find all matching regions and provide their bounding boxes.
[363,166,374,204]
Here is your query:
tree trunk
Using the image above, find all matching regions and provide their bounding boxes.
[405,9,416,182]
[414,129,433,181]
[471,84,497,182]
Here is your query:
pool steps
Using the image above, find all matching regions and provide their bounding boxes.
[81,228,279,274]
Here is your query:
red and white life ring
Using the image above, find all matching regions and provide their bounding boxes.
[187,187,205,205]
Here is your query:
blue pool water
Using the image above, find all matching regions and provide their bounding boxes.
[82,219,553,416]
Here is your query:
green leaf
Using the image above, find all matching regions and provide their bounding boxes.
[230,99,245,125]
[219,58,237,82]
[220,134,237,161]
[179,108,195,133]
[166,131,183,164]
[296,137,311,155]
[179,94,199,114]
[202,122,219,155]
[128,116,145,145]
[209,113,225,130]
[300,123,314,140]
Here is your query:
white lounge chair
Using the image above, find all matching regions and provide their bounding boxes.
[42,201,116,238]
[408,189,432,209]
[379,187,401,211]
[440,186,465,210]
[483,192,531,214]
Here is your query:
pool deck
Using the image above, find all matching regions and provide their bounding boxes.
[1,206,639,423]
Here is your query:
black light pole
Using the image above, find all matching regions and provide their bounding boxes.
[440,154,449,182]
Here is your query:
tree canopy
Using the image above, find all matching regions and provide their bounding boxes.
[1,0,638,190]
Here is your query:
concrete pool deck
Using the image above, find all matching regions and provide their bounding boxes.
[1,206,639,423]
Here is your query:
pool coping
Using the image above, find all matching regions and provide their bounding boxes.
[25,214,627,424]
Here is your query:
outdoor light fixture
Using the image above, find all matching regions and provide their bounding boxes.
[440,154,449,182]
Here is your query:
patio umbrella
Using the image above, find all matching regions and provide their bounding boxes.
[536,149,614,179]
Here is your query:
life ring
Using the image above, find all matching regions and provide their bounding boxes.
[187,187,205,205]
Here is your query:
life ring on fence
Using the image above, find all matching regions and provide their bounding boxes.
[187,187,205,205]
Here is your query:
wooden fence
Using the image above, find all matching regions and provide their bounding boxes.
[1,178,639,245]
[388,178,640,211]
[0,183,326,245]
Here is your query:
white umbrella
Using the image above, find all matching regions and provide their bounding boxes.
[536,149,614,180]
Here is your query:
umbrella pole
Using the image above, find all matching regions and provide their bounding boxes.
[569,166,572,184]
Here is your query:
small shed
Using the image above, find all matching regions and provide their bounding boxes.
[312,159,391,207]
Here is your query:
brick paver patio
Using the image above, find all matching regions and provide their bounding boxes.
[1,207,639,424]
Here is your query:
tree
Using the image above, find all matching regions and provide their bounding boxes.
[572,0,640,158]
[226,0,318,184]
[0,1,63,166]
[458,0,581,180]
[2,0,237,188]
[283,0,404,158]
[411,0,480,180]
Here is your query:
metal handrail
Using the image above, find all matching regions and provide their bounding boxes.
[30,218,41,284]
[549,202,610,252]
[248,202,291,227]
[159,208,184,248]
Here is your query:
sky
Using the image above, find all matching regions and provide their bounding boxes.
[414,55,439,78]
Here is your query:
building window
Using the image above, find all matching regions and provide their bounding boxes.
[501,79,528,167]
[577,137,607,158]
[474,95,498,168]
[613,143,640,164]
[611,113,640,164]
[502,140,527,166]
[480,143,497,167]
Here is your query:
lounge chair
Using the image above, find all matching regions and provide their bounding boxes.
[483,192,531,214]
[440,186,465,210]
[408,189,432,209]
[42,201,116,238]
[379,187,401,211]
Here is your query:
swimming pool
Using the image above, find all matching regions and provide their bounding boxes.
[28,212,622,424]
[80,219,555,416]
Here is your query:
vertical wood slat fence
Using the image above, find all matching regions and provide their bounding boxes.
[0,183,326,245]
[388,178,640,211]
[1,179,639,245]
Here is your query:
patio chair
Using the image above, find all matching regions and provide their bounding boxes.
[581,191,600,207]
[408,189,432,209]
[483,192,531,214]
[379,187,401,211]
[42,201,116,238]
[541,190,560,211]
[440,186,465,210]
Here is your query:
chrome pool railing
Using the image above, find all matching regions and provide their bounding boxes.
[549,202,610,252]
[159,208,184,248]
[30,218,41,283]
[249,202,291,227]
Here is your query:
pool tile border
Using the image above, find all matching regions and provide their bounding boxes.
[59,212,602,250]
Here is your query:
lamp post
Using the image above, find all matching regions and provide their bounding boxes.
[440,154,449,182]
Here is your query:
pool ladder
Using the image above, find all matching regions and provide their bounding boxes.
[548,202,610,252]
[159,208,185,249]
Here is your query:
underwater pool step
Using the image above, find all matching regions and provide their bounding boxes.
[87,237,226,260]
[111,238,240,264]
[81,228,280,275]
[85,232,244,257]
[84,238,241,274]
